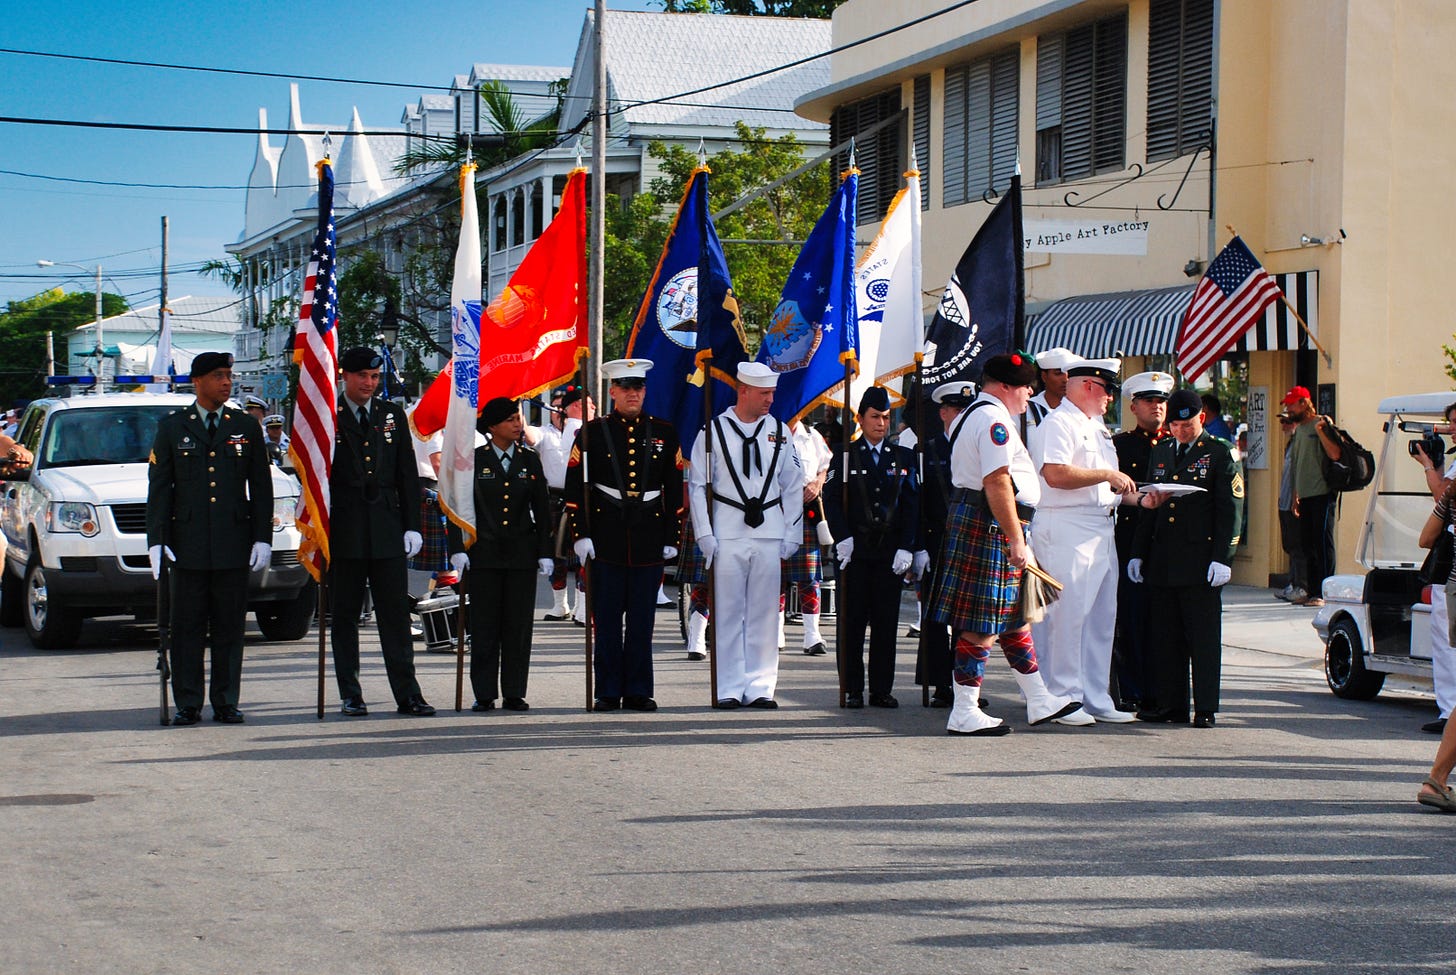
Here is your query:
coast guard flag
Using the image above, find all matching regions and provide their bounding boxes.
[626,166,747,440]
[437,163,482,549]
[757,168,859,424]
[843,164,922,408]
[1175,235,1283,381]
[922,174,1024,387]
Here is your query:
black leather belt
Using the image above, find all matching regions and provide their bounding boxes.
[957,487,1034,523]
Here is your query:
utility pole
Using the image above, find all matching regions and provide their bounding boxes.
[94,264,105,388]
[589,0,606,402]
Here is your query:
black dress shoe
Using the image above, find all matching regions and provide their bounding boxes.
[1422,718,1448,734]
[171,707,201,726]
[869,693,899,709]
[593,697,620,712]
[212,706,245,724]
[340,698,369,716]
[746,697,778,709]
[502,697,529,712]
[686,650,707,660]
[930,686,953,708]
[1192,711,1216,728]
[623,695,658,712]
[397,696,436,716]
[1136,708,1189,724]
[471,700,496,712]
[713,698,743,710]
[802,642,827,656]
[843,693,865,709]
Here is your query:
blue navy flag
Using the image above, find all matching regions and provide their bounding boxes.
[922,174,1024,387]
[626,167,747,441]
[756,169,859,424]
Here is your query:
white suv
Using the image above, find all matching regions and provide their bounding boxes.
[0,393,315,649]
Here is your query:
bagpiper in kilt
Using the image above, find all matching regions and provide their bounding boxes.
[780,419,832,655]
[926,353,1082,735]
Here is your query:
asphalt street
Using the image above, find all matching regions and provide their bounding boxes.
[2,581,1453,975]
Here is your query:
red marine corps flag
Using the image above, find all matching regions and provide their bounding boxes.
[410,168,589,438]
[1176,235,1284,381]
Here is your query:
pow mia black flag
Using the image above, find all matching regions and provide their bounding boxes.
[922,174,1024,387]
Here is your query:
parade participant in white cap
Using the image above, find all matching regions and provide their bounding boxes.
[915,381,976,708]
[927,353,1082,735]
[1030,358,1160,725]
[566,358,682,712]
[1026,347,1078,426]
[688,361,805,708]
[1112,371,1174,709]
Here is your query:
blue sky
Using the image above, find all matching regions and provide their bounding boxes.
[0,0,657,308]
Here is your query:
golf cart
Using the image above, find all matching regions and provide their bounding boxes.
[1312,392,1453,699]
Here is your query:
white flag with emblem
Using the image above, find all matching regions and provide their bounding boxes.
[437,163,482,549]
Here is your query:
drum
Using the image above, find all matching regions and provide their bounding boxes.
[414,587,468,654]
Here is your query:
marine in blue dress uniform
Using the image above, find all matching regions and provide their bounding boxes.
[824,386,922,709]
[566,359,683,712]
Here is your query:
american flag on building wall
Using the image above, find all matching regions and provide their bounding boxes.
[1175,235,1284,381]
[287,158,339,580]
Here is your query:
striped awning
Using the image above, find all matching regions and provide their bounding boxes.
[1026,271,1319,358]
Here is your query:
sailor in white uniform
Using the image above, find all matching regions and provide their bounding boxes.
[688,362,806,708]
[1030,357,1155,724]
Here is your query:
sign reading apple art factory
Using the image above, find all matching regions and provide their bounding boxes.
[1023,218,1149,255]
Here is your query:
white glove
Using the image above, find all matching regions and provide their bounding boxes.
[662,546,678,561]
[912,550,930,579]
[450,552,470,573]
[698,534,718,570]
[574,538,595,563]
[403,530,423,558]
[1207,561,1232,587]
[147,544,175,580]
[891,549,913,575]
[249,542,272,572]
[538,558,554,577]
[1127,558,1144,584]
[836,538,854,569]
[779,539,799,560]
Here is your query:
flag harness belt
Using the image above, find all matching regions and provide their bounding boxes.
[713,416,784,529]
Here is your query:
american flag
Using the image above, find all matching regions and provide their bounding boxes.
[1176,235,1284,380]
[287,158,339,580]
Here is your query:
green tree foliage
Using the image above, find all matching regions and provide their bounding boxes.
[660,0,847,15]
[601,122,831,358]
[395,80,566,176]
[0,288,128,406]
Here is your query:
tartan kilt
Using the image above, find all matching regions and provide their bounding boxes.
[782,517,821,585]
[679,515,708,585]
[927,495,1027,635]
[410,489,451,573]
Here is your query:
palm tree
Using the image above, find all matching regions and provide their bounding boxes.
[394,80,564,175]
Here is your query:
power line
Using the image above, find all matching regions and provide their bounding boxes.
[0,115,467,140]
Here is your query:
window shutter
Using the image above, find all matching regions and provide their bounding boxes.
[942,65,968,207]
[1148,0,1213,161]
[990,49,1020,192]
[1179,0,1214,151]
[1091,12,1128,173]
[914,74,931,209]
[965,60,993,203]
[1060,25,1095,181]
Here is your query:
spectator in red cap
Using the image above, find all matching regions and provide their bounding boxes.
[1281,385,1342,605]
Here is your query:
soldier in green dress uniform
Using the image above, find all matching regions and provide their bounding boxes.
[147,351,274,726]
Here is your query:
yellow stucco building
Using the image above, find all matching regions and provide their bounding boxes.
[797,0,1456,587]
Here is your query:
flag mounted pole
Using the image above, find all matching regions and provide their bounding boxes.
[579,359,596,712]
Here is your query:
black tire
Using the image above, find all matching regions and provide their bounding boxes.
[254,581,318,642]
[23,560,82,649]
[0,563,23,627]
[1325,616,1384,700]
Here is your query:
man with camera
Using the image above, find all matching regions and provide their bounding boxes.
[1412,402,1456,734]
[1281,386,1343,607]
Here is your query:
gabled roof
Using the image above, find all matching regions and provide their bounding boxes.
[74,296,244,336]
[469,63,571,86]
[561,10,830,134]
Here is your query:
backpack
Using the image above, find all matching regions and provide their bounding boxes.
[1320,421,1376,492]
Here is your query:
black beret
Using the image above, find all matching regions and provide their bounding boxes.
[980,353,1038,388]
[339,347,383,373]
[479,396,519,429]
[189,351,233,379]
[1167,389,1204,421]
[857,385,892,415]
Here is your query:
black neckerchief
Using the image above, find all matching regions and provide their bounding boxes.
[713,414,784,528]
